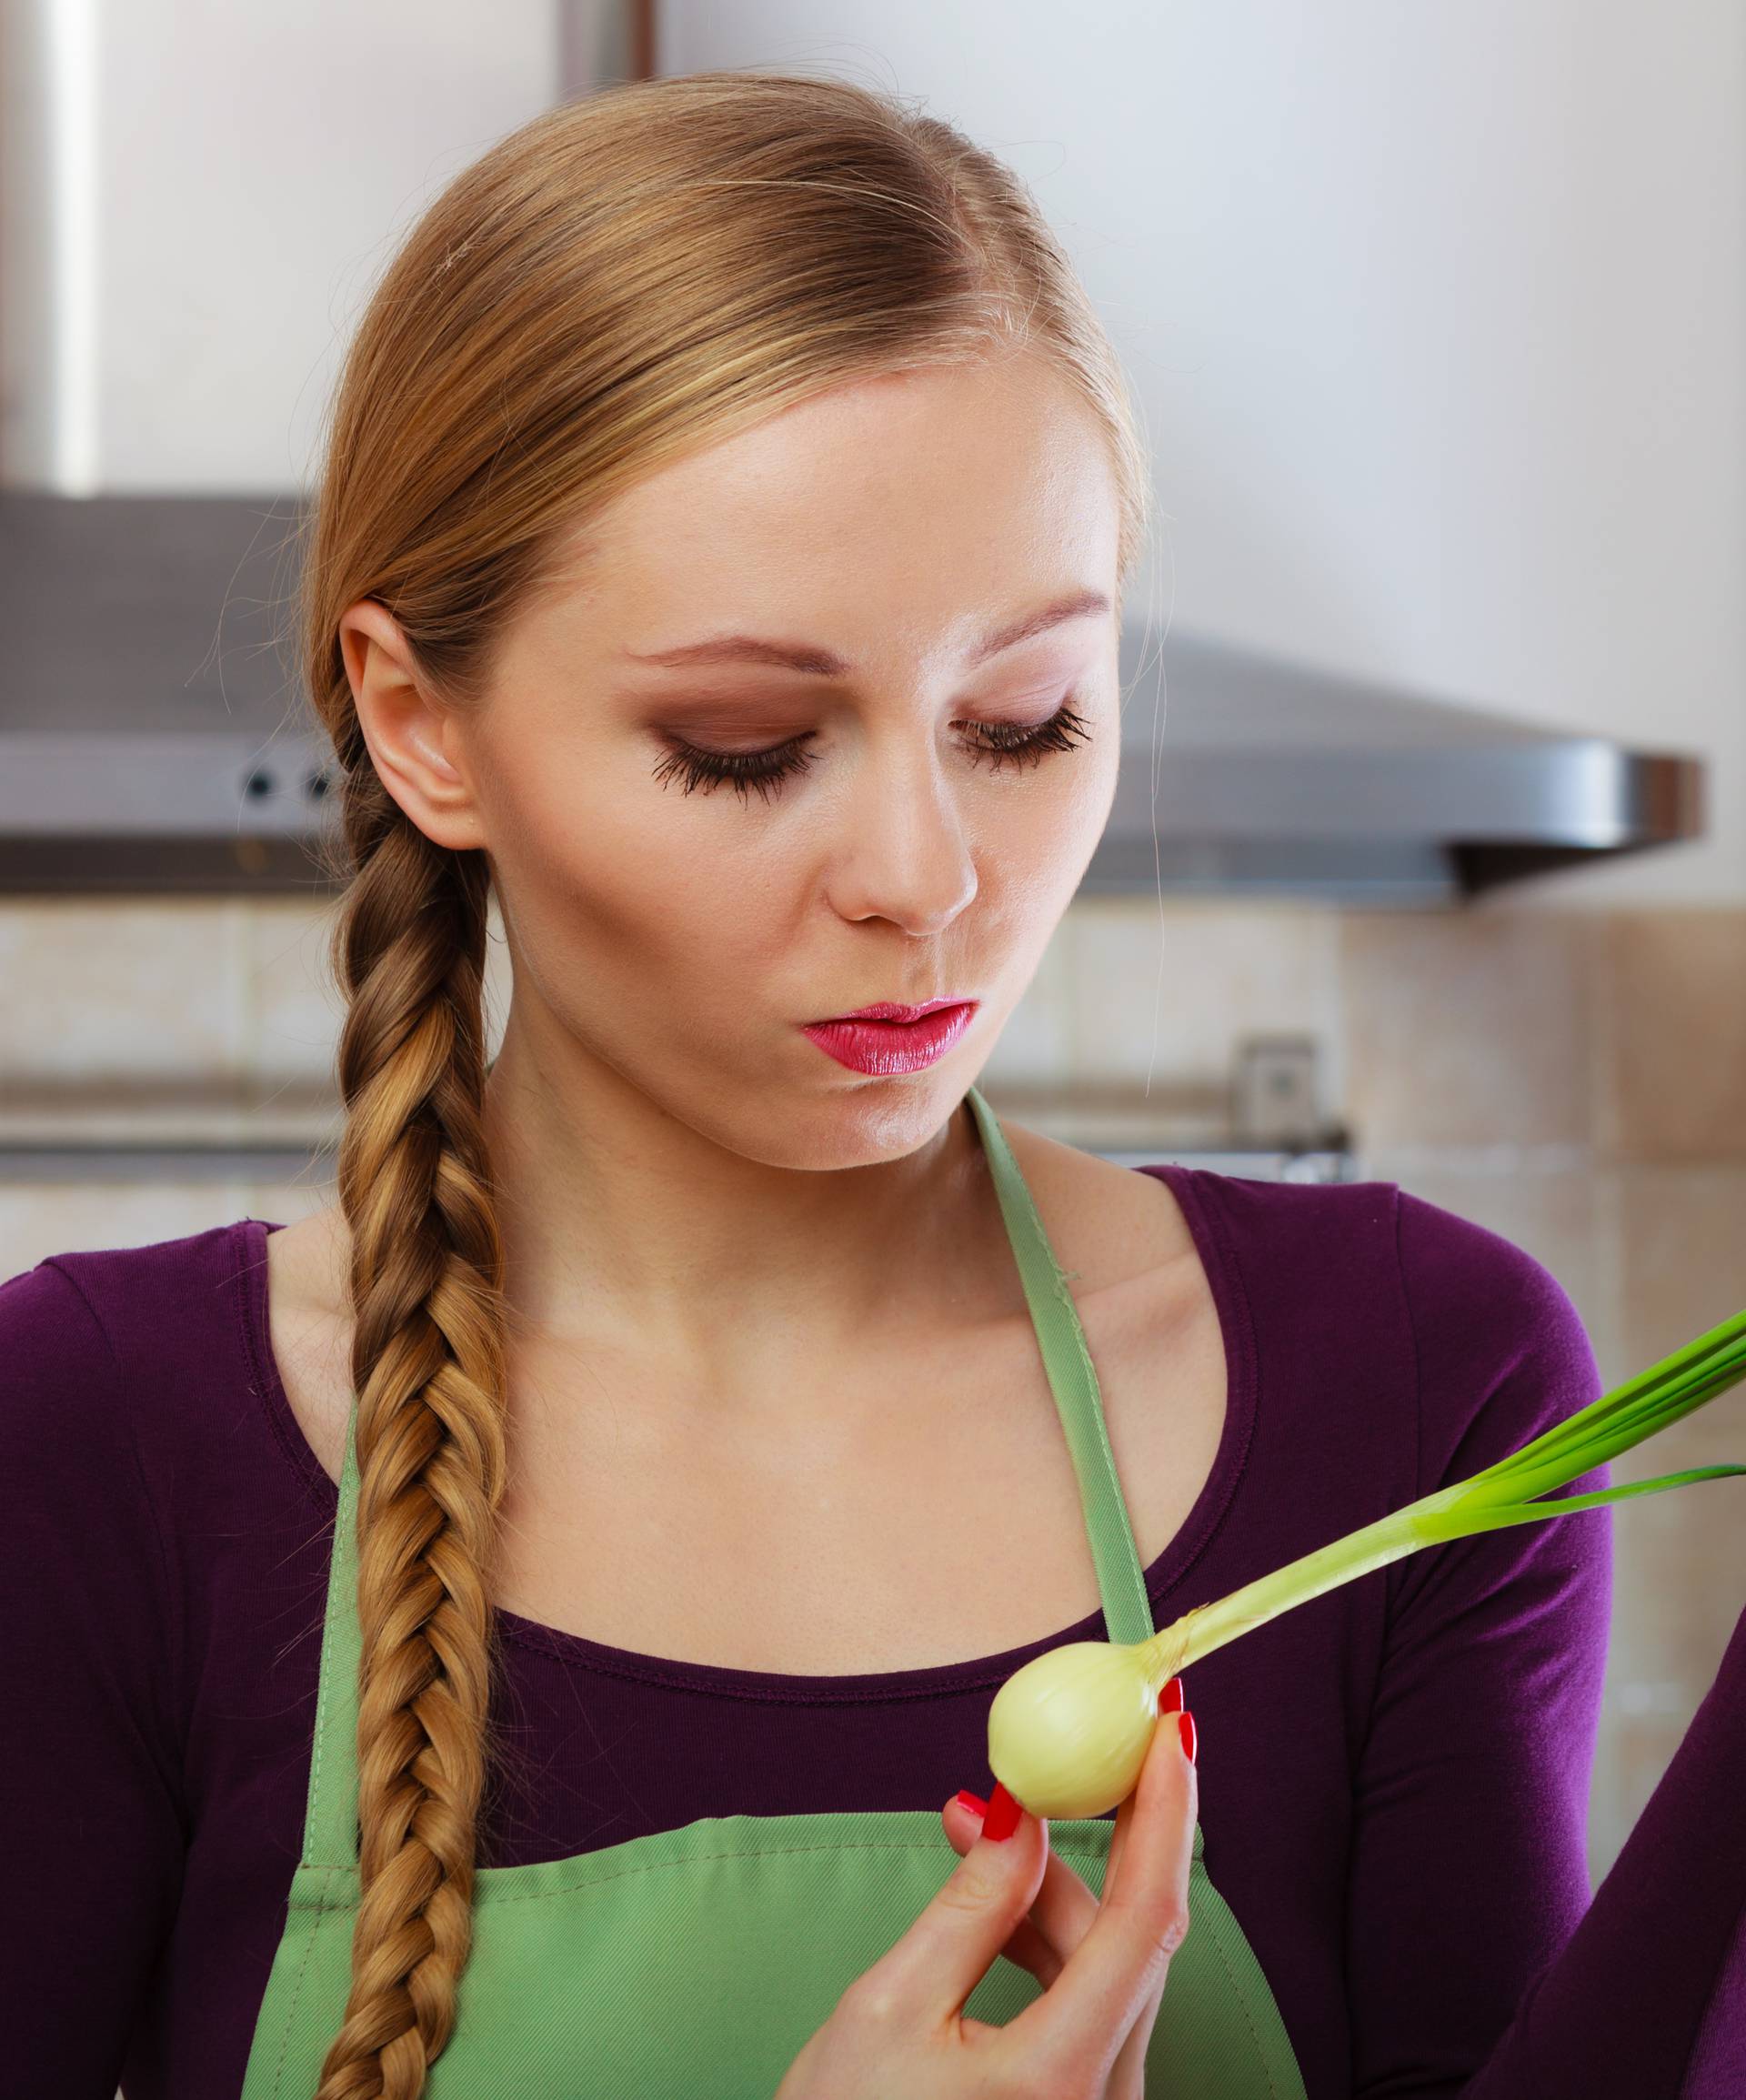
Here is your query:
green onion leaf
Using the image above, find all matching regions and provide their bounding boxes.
[1139,1302,1746,1687]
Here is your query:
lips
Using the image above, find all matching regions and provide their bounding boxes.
[800,1000,977,1076]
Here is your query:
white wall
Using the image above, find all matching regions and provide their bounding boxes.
[664,1,1746,905]
[1,0,562,492]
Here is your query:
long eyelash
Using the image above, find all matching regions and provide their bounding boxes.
[652,698,1094,805]
[650,738,819,805]
[971,700,1095,772]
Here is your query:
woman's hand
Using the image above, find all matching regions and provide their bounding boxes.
[774,1688,1198,2100]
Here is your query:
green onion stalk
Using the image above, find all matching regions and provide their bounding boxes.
[988,1301,1746,1821]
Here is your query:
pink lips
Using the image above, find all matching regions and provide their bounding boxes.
[800,999,977,1075]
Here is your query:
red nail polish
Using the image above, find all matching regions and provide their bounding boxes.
[955,1788,988,1818]
[1159,1676,1185,1714]
[1179,1710,1198,1764]
[982,1782,1022,1842]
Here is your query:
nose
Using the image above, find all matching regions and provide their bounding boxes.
[820,731,979,934]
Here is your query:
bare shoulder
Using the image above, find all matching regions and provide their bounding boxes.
[990,1118,1228,1561]
[992,1116,1199,1298]
[263,1204,354,1484]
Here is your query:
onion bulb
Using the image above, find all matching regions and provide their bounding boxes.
[988,1638,1169,1818]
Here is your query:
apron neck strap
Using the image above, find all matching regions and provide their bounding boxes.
[300,1084,1154,1870]
[305,1401,366,1868]
[959,1086,1155,1648]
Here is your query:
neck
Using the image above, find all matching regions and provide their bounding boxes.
[475,1010,1001,1385]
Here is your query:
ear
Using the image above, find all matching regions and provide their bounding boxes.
[336,599,488,853]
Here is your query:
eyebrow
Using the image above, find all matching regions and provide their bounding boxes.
[620,588,1112,676]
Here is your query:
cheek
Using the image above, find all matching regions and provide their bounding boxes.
[976,735,1119,906]
[496,764,798,1021]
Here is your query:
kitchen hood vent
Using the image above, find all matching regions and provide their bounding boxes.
[0,492,1707,902]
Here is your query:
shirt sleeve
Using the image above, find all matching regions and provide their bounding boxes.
[1345,1189,1617,2098]
[1351,1191,1746,2099]
[0,1258,189,2095]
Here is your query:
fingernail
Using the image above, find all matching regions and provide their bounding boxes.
[954,1788,988,1819]
[1159,1675,1185,1714]
[1178,1710,1198,1764]
[982,1781,1022,1842]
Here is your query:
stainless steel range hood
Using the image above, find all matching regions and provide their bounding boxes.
[0,490,1707,902]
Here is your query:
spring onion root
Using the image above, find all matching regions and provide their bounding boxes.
[988,1300,1746,1819]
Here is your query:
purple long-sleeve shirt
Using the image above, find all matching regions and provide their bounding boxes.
[4,1165,1742,2098]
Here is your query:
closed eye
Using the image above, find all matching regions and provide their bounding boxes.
[651,694,1093,805]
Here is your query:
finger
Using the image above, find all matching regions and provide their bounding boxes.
[1103,1675,1183,1905]
[1102,1682,1189,2096]
[1094,1779,1150,2096]
[997,1699,1198,2085]
[860,1786,1049,2030]
[1109,1965,1169,2100]
[942,1793,1097,1991]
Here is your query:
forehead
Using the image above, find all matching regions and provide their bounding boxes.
[520,355,1120,668]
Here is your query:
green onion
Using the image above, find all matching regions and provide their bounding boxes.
[988,1301,1746,1820]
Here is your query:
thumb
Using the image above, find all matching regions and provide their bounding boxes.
[860,1784,1049,2030]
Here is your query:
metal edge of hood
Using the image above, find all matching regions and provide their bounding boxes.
[0,491,1710,901]
[1089,624,1707,902]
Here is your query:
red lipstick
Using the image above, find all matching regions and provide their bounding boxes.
[801,998,977,1075]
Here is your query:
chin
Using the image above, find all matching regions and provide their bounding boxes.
[724,1068,977,1171]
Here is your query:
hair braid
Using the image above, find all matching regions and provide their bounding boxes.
[311,749,508,2099]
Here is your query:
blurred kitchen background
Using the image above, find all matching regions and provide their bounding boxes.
[3,1,1742,1891]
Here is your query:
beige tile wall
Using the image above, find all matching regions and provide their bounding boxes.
[4,890,1742,1887]
[1335,904,1746,1888]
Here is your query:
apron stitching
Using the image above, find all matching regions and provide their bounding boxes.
[459,1833,1122,1907]
[1199,1898,1281,2100]
[268,1869,332,2097]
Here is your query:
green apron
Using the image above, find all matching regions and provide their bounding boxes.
[241,1084,1309,2097]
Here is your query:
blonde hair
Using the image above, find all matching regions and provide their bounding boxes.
[293,67,1153,2096]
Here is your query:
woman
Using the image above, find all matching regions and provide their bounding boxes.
[5,69,1743,2100]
